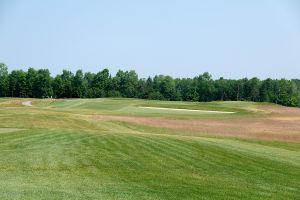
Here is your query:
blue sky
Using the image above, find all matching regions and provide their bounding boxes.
[0,0,300,79]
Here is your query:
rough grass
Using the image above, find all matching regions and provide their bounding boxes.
[0,98,299,199]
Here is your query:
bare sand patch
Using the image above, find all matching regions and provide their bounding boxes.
[22,101,32,107]
[139,106,235,114]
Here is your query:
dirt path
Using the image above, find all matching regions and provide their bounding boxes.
[22,101,32,107]
[139,106,235,114]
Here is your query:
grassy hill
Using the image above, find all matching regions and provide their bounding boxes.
[0,98,299,199]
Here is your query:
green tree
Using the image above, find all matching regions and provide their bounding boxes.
[84,72,96,98]
[91,69,110,97]
[176,78,198,101]
[33,69,53,98]
[1,65,300,107]
[0,63,9,97]
[215,77,230,100]
[9,70,27,97]
[260,78,274,102]
[113,70,138,98]
[52,75,63,98]
[61,70,74,97]
[136,78,148,99]
[72,70,87,98]
[244,78,260,101]
[277,79,300,107]
[26,68,37,97]
[196,72,215,102]
[158,75,177,100]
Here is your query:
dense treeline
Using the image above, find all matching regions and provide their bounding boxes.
[0,63,299,107]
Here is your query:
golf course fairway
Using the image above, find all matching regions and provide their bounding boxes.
[0,98,299,199]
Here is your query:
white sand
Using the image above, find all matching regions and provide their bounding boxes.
[22,101,32,107]
[139,106,235,114]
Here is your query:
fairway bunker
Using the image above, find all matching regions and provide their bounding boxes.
[22,101,32,107]
[139,106,235,114]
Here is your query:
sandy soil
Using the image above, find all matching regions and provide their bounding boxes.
[95,105,300,142]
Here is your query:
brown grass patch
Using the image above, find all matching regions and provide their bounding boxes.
[95,105,300,142]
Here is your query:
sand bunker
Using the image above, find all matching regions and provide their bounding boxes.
[22,101,32,107]
[139,106,235,114]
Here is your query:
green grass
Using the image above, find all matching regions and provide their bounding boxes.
[0,98,299,199]
[32,98,262,119]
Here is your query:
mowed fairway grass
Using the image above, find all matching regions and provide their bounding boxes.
[0,98,299,199]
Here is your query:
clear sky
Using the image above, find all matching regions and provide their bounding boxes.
[0,0,300,79]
